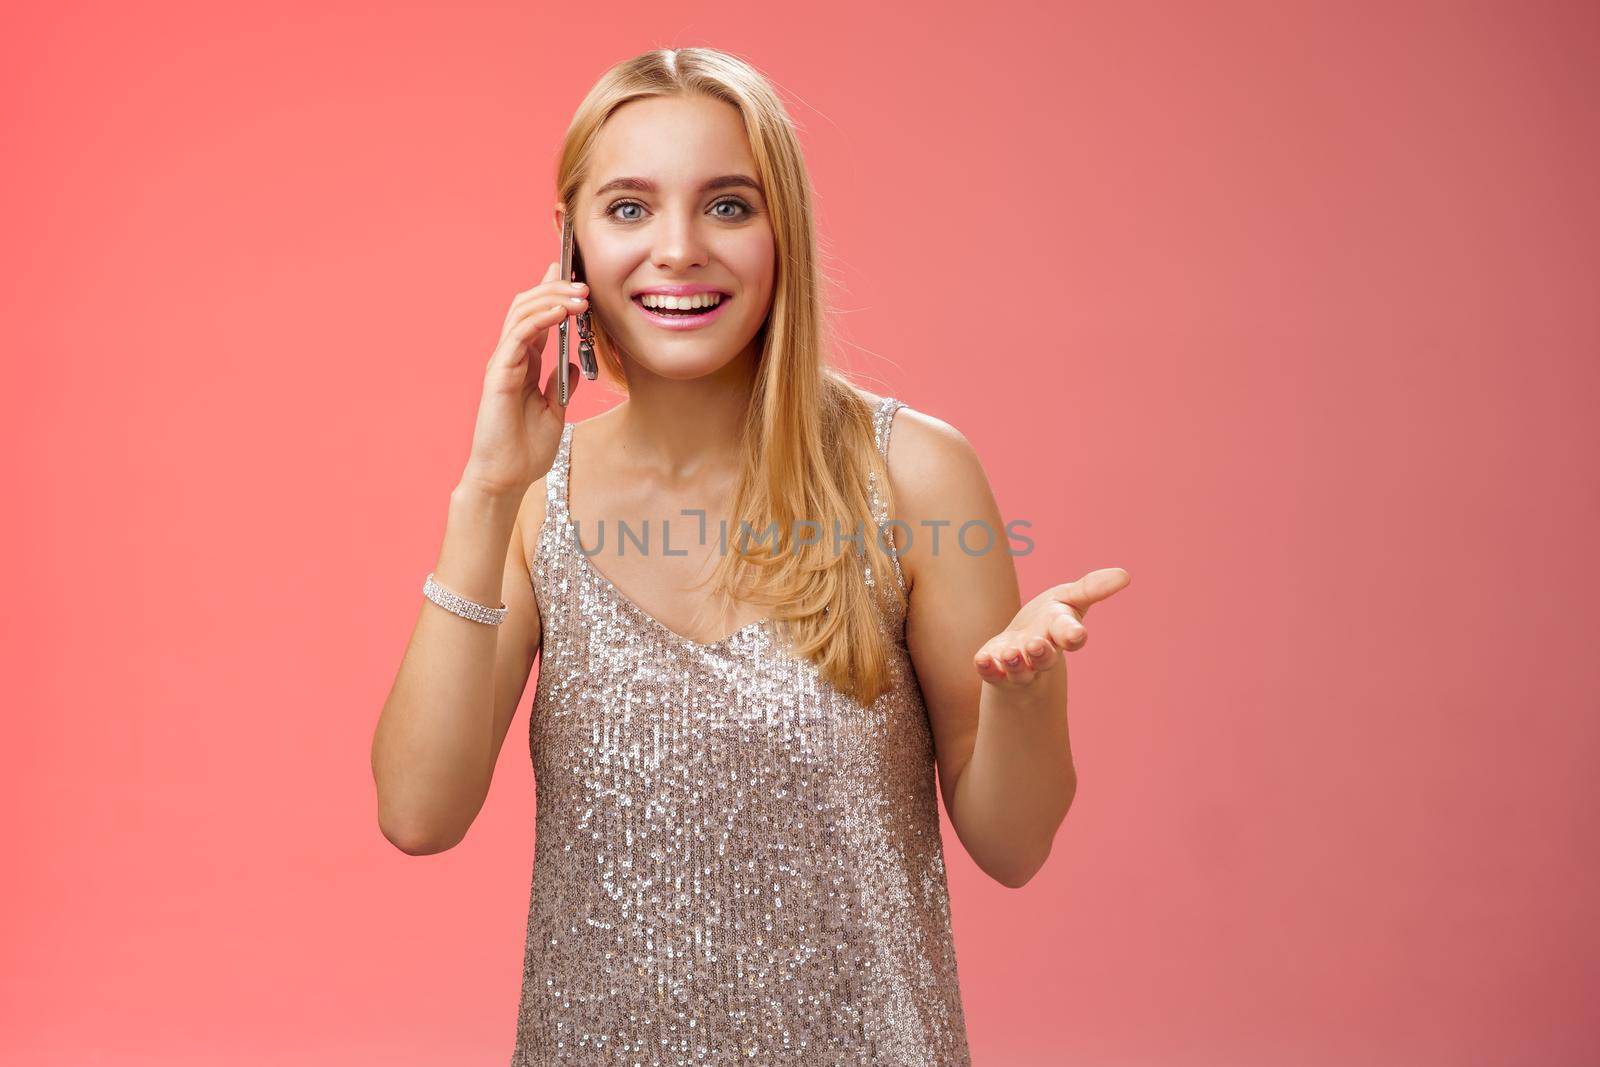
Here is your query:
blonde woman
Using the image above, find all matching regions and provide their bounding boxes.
[371,46,1128,1065]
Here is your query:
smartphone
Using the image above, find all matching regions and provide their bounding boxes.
[558,218,599,405]
[558,218,575,405]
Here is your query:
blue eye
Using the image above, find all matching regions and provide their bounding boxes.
[603,197,754,222]
[710,197,753,220]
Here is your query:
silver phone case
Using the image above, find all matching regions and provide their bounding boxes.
[557,220,599,406]
[558,220,574,405]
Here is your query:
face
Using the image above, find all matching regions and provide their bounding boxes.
[557,94,776,380]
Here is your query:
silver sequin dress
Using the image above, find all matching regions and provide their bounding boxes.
[511,397,972,1065]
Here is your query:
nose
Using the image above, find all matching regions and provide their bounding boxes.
[650,207,710,273]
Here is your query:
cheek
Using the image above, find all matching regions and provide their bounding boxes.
[730,233,777,298]
[579,244,629,286]
[573,227,638,278]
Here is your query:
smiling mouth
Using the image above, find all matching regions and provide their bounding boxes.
[630,295,729,317]
[629,294,734,330]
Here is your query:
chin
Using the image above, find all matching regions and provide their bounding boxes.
[617,329,761,379]
[633,349,749,380]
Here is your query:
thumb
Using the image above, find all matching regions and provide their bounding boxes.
[542,361,579,409]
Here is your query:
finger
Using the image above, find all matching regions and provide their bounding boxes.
[529,261,560,294]
[542,361,579,410]
[498,301,573,371]
[501,265,588,336]
[973,650,1009,684]
[995,644,1032,681]
[494,307,556,372]
[508,291,588,335]
[1083,567,1131,603]
[1055,568,1132,617]
[1022,635,1059,669]
[503,263,563,333]
[1049,606,1087,652]
[511,287,588,323]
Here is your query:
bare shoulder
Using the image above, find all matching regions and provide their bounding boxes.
[883,403,972,467]
[839,386,979,492]
[845,385,953,454]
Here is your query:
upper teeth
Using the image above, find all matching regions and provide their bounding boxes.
[640,293,722,310]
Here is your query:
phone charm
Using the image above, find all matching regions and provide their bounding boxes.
[575,308,599,379]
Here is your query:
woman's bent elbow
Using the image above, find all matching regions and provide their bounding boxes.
[379,817,462,856]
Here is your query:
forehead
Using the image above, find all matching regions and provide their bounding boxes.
[585,95,758,192]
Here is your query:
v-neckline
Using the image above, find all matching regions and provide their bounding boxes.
[560,520,772,651]
[555,419,771,651]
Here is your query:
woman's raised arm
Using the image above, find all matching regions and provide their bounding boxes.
[369,263,587,854]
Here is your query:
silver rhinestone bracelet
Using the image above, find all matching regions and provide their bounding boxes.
[423,572,508,626]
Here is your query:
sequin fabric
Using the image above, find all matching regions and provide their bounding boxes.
[512,397,972,1066]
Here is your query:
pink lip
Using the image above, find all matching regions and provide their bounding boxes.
[631,293,732,331]
[631,284,730,297]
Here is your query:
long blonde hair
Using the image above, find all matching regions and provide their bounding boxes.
[554,47,906,707]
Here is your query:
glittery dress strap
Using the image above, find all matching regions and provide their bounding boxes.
[545,423,573,527]
[869,396,908,597]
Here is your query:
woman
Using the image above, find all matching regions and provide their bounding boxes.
[371,46,1128,1065]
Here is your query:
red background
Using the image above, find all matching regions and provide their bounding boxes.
[5,1,1597,1063]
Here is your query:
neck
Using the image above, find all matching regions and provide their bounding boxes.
[608,348,760,475]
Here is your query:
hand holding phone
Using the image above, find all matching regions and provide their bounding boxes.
[458,261,588,497]
[559,218,600,405]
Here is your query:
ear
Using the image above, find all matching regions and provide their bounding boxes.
[552,201,565,237]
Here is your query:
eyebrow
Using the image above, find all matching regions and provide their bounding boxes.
[592,174,764,198]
